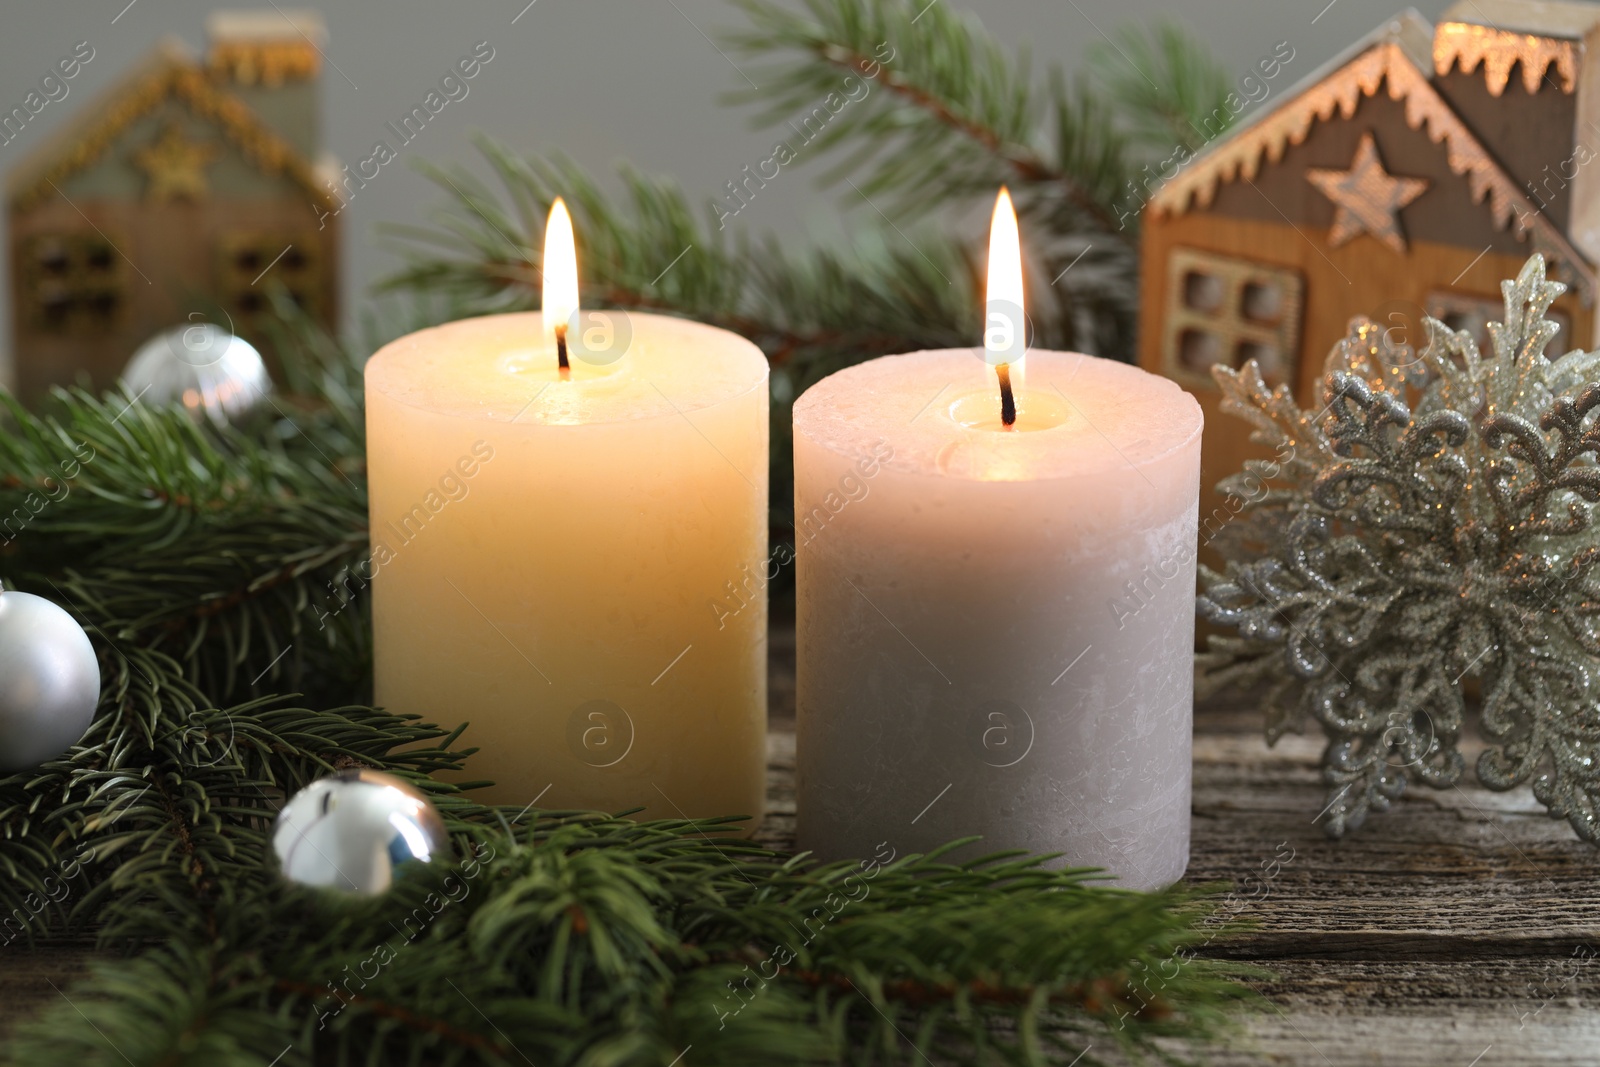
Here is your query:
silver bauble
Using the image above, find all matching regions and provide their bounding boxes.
[272,769,450,895]
[0,591,100,773]
[120,322,271,426]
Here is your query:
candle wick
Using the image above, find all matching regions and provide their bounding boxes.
[556,324,571,377]
[997,363,1016,428]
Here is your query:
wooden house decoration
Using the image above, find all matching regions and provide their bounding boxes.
[1139,0,1600,513]
[6,9,339,402]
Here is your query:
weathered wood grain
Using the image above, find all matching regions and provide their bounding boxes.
[1183,704,1600,1066]
[4,627,1597,1066]
[1206,966,1600,1067]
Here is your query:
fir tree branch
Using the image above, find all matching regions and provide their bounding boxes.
[0,378,373,707]
[717,0,1236,361]
[725,0,1129,235]
[1085,20,1235,156]
[9,811,1256,1066]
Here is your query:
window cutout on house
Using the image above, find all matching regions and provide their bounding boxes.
[20,233,127,334]
[1179,328,1224,371]
[1242,282,1283,324]
[1184,271,1225,313]
[217,233,321,327]
[37,242,70,276]
[1161,248,1305,392]
[86,292,120,323]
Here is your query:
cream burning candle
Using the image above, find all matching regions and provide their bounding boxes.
[793,191,1202,888]
[365,201,769,820]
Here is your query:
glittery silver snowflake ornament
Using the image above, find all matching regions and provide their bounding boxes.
[1198,254,1600,844]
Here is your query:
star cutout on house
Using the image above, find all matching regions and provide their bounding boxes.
[132,122,221,203]
[1305,132,1429,254]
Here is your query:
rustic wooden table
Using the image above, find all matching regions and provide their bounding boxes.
[5,628,1598,1064]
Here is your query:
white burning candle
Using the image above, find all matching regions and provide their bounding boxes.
[365,201,769,820]
[792,190,1203,888]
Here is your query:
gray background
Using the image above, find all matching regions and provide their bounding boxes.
[0,0,1459,374]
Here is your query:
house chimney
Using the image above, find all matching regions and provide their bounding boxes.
[1431,0,1600,265]
[205,9,325,158]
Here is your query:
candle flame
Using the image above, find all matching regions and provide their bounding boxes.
[985,187,1024,426]
[542,197,578,368]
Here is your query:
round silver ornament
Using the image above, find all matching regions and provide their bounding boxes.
[119,322,271,426]
[272,769,449,895]
[0,590,100,773]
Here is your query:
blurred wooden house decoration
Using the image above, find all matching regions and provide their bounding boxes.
[6,9,339,401]
[1139,0,1600,508]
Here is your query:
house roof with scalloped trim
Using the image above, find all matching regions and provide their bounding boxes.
[5,38,336,212]
[1148,9,1595,304]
